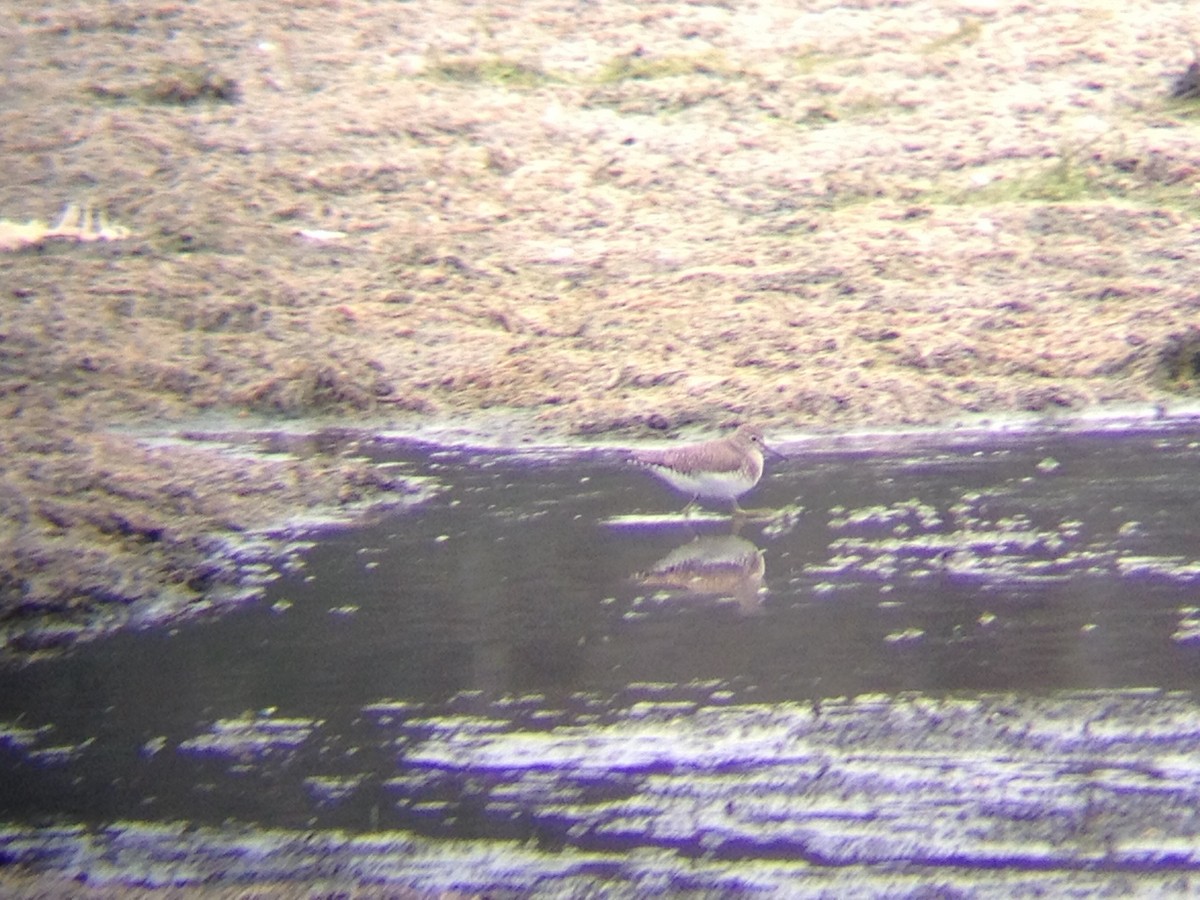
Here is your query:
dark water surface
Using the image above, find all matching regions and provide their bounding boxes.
[5,422,1200,893]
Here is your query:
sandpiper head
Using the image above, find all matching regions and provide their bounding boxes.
[732,424,781,459]
[732,424,764,444]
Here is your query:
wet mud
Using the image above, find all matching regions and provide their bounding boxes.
[6,692,1200,896]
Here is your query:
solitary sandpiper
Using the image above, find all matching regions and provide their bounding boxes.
[631,424,779,514]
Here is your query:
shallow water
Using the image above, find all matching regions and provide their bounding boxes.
[5,423,1200,891]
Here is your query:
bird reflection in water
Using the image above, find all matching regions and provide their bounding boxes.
[632,533,766,614]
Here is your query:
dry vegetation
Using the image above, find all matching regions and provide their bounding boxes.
[2,0,1200,655]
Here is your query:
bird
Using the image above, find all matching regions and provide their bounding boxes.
[630,424,778,515]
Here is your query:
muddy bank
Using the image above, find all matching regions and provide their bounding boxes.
[4,0,1200,657]
[0,410,432,658]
